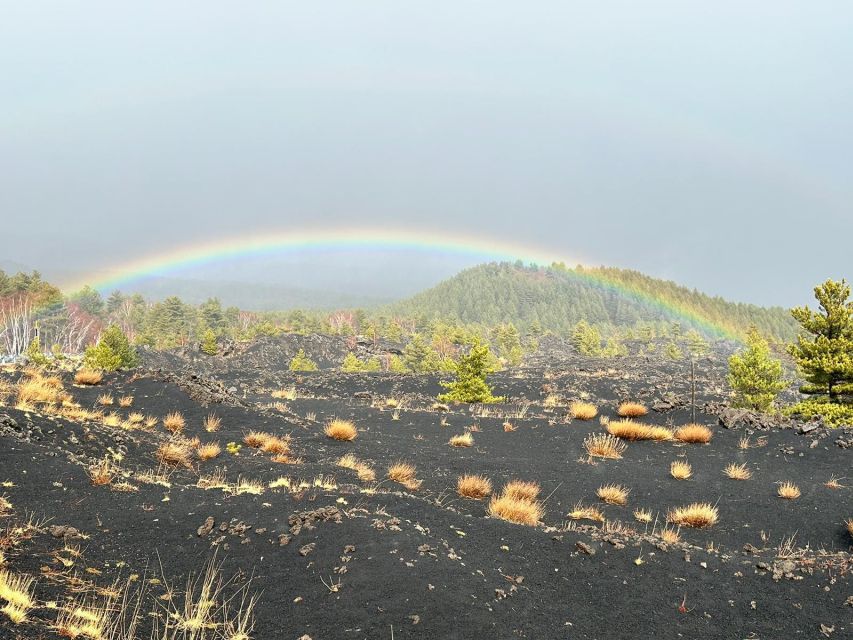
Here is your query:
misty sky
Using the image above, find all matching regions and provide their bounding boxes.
[2,2,851,307]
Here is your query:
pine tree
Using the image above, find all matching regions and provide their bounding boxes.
[571,320,602,356]
[200,328,218,355]
[84,325,138,371]
[685,329,710,359]
[438,342,503,404]
[788,279,853,403]
[728,327,786,411]
[289,348,318,372]
[402,334,440,372]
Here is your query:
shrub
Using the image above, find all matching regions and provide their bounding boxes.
[783,397,853,427]
[24,337,49,367]
[457,474,492,499]
[341,352,381,372]
[84,325,138,371]
[673,424,713,443]
[289,349,318,372]
[200,328,218,356]
[324,419,357,441]
[727,327,786,411]
[438,342,504,404]
[667,502,718,528]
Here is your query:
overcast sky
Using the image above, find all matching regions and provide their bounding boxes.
[2,2,851,306]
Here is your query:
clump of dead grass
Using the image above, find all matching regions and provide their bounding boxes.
[204,414,221,432]
[674,424,712,444]
[74,369,103,386]
[448,432,474,447]
[777,481,801,499]
[324,419,357,441]
[568,502,605,522]
[87,457,116,486]
[163,412,186,434]
[503,479,541,502]
[337,454,376,482]
[607,419,673,441]
[157,440,192,467]
[617,402,648,418]
[633,508,653,523]
[583,433,627,459]
[0,570,36,624]
[197,442,222,461]
[723,462,752,480]
[387,462,421,490]
[570,401,598,421]
[670,460,692,480]
[457,474,492,499]
[667,502,719,528]
[118,395,133,407]
[597,483,630,505]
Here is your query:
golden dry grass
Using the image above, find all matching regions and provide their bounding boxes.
[569,401,598,421]
[660,526,681,544]
[0,570,35,624]
[667,502,719,528]
[74,369,103,385]
[96,393,113,406]
[502,421,517,432]
[118,395,134,407]
[324,419,358,441]
[243,431,270,448]
[336,454,376,481]
[157,441,192,467]
[103,412,121,427]
[723,462,752,480]
[674,424,713,444]
[387,461,420,489]
[607,420,673,441]
[457,474,492,499]
[87,457,116,486]
[617,402,648,418]
[670,460,693,480]
[144,415,158,429]
[633,508,653,523]
[568,502,605,522]
[503,479,541,502]
[448,432,474,447]
[488,494,543,526]
[846,518,853,538]
[777,481,801,499]
[126,412,144,425]
[196,443,222,461]
[203,414,221,432]
[583,433,627,459]
[271,386,297,400]
[824,475,845,490]
[261,436,290,456]
[163,412,186,434]
[17,377,63,405]
[597,483,630,505]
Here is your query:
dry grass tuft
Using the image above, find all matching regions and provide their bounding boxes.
[204,414,221,432]
[260,436,290,456]
[387,462,420,489]
[846,518,853,538]
[503,479,541,502]
[87,457,116,486]
[633,508,653,523]
[670,460,693,480]
[570,401,598,421]
[674,424,713,444]
[607,419,673,441]
[584,433,627,459]
[163,412,186,434]
[272,386,297,400]
[197,442,222,461]
[568,502,605,522]
[144,415,158,429]
[617,402,648,418]
[0,571,35,624]
[243,431,270,448]
[824,475,845,490]
[488,494,543,526]
[667,502,719,528]
[103,412,121,428]
[660,526,681,544]
[157,441,192,467]
[597,483,630,505]
[457,474,492,499]
[777,481,801,499]
[324,419,358,441]
[96,393,113,406]
[724,462,752,480]
[118,395,134,408]
[448,432,474,447]
[74,369,103,385]
[336,454,376,481]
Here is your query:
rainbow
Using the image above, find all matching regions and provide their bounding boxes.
[61,227,742,340]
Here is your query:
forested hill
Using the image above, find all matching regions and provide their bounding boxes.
[391,263,798,341]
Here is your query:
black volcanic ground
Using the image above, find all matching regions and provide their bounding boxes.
[0,337,850,639]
